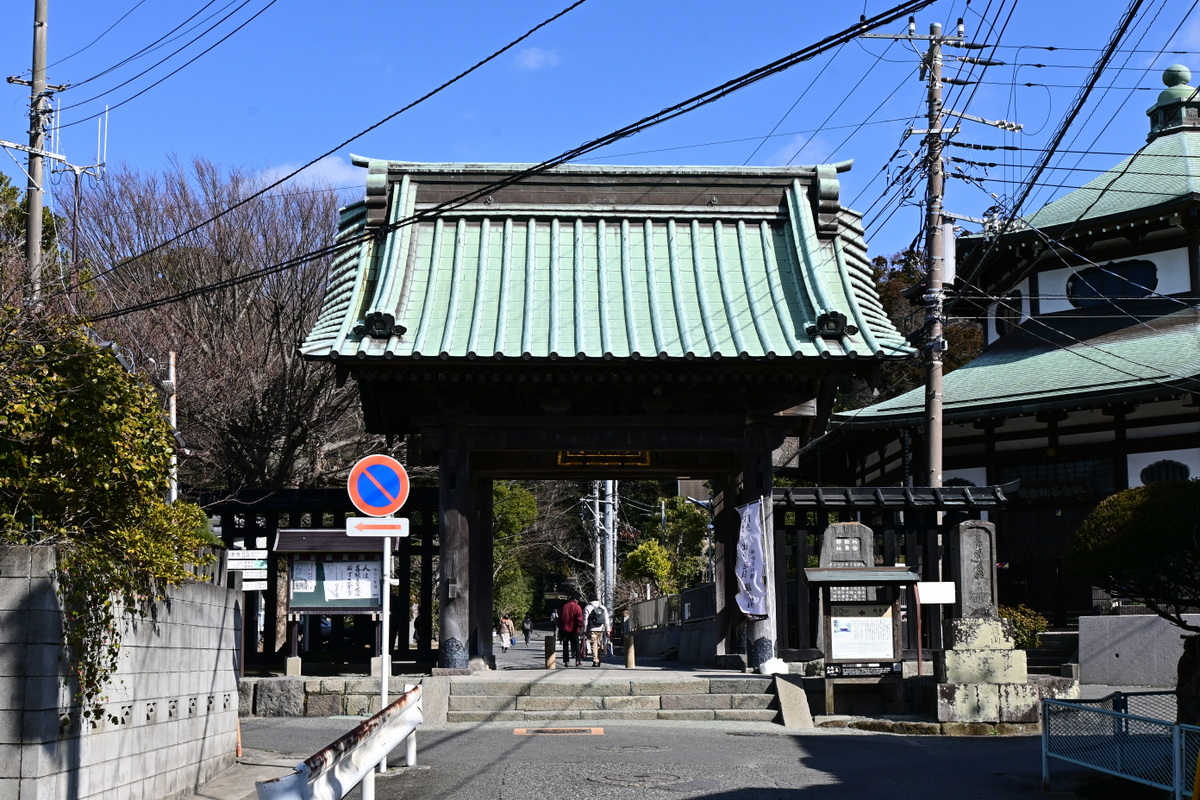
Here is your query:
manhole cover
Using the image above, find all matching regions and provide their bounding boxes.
[595,745,668,753]
[589,773,683,788]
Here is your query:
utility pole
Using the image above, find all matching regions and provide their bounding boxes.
[603,480,616,611]
[921,21,949,491]
[863,18,957,490]
[591,481,602,600]
[864,17,1018,488]
[22,0,48,306]
[6,0,76,308]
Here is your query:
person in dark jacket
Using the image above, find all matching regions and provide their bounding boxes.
[558,598,585,667]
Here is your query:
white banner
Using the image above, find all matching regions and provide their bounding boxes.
[735,499,769,620]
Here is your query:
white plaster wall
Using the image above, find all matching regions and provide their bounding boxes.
[1127,447,1200,486]
[1036,248,1189,314]
[986,278,1029,344]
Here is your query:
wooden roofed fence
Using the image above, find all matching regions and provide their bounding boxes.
[300,158,913,670]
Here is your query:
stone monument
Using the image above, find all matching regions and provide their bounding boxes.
[819,521,876,602]
[935,521,1063,724]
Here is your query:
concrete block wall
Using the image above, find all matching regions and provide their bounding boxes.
[1079,614,1200,687]
[0,545,241,800]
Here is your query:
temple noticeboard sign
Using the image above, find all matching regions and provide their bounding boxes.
[287,555,383,615]
[829,603,895,660]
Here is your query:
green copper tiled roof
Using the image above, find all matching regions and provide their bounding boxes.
[839,300,1200,426]
[301,160,912,364]
[1025,131,1200,230]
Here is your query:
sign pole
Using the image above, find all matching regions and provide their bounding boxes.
[379,533,391,774]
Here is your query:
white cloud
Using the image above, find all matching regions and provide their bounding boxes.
[514,46,561,71]
[258,155,364,191]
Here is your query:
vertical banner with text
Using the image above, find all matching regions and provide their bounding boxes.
[735,498,769,620]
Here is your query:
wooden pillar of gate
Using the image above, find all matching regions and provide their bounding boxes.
[741,423,777,670]
[470,475,494,671]
[438,431,472,670]
[712,473,737,660]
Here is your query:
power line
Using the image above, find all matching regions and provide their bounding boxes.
[58,0,279,125]
[84,0,943,322]
[60,0,227,89]
[958,0,1147,289]
[67,0,594,300]
[43,0,150,72]
[577,117,915,163]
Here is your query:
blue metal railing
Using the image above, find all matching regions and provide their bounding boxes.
[1043,692,1200,800]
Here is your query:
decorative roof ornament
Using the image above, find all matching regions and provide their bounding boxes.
[1147,64,1200,142]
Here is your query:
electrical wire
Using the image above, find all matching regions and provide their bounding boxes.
[81,0,942,320]
[57,0,279,125]
[60,1,227,89]
[575,117,915,163]
[42,0,150,72]
[957,0,1147,289]
[65,0,594,300]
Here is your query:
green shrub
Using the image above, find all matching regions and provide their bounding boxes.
[999,604,1049,650]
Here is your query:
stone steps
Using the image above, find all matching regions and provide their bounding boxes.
[1027,631,1079,676]
[445,676,781,724]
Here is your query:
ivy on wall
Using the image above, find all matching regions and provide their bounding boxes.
[0,308,216,722]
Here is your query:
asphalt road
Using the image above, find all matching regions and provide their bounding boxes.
[240,717,1142,800]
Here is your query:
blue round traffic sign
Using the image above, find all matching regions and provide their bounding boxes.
[347,455,410,517]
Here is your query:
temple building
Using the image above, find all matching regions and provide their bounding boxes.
[802,65,1200,626]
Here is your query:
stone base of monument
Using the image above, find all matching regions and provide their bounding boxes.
[933,618,1079,724]
[934,617,1027,724]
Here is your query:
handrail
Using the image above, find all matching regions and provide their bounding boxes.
[1042,695,1198,800]
[256,684,423,800]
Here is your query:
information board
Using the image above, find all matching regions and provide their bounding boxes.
[287,556,383,614]
[829,603,896,661]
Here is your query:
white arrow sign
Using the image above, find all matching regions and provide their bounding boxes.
[345,517,410,537]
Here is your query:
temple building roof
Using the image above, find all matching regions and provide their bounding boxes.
[838,299,1200,428]
[300,159,912,366]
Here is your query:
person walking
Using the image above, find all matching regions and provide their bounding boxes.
[558,598,584,667]
[582,598,610,667]
[521,616,533,646]
[497,614,515,653]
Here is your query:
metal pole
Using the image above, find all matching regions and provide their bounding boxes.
[592,481,602,599]
[168,352,178,503]
[604,479,616,611]
[24,0,48,307]
[379,535,391,774]
[923,21,946,493]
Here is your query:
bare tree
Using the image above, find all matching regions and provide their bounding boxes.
[69,157,389,489]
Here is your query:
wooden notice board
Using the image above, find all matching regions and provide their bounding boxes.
[287,555,383,614]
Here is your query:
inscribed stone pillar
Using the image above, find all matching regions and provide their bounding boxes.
[818,521,876,603]
[437,439,472,670]
[949,520,998,619]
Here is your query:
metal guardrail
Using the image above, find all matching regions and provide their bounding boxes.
[1043,692,1200,800]
[629,584,715,631]
[256,684,422,800]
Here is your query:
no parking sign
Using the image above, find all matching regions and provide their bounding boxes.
[346,454,410,517]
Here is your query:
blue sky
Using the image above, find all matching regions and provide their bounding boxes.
[1,0,1197,261]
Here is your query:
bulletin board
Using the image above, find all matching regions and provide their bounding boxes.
[828,603,897,661]
[287,555,383,614]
